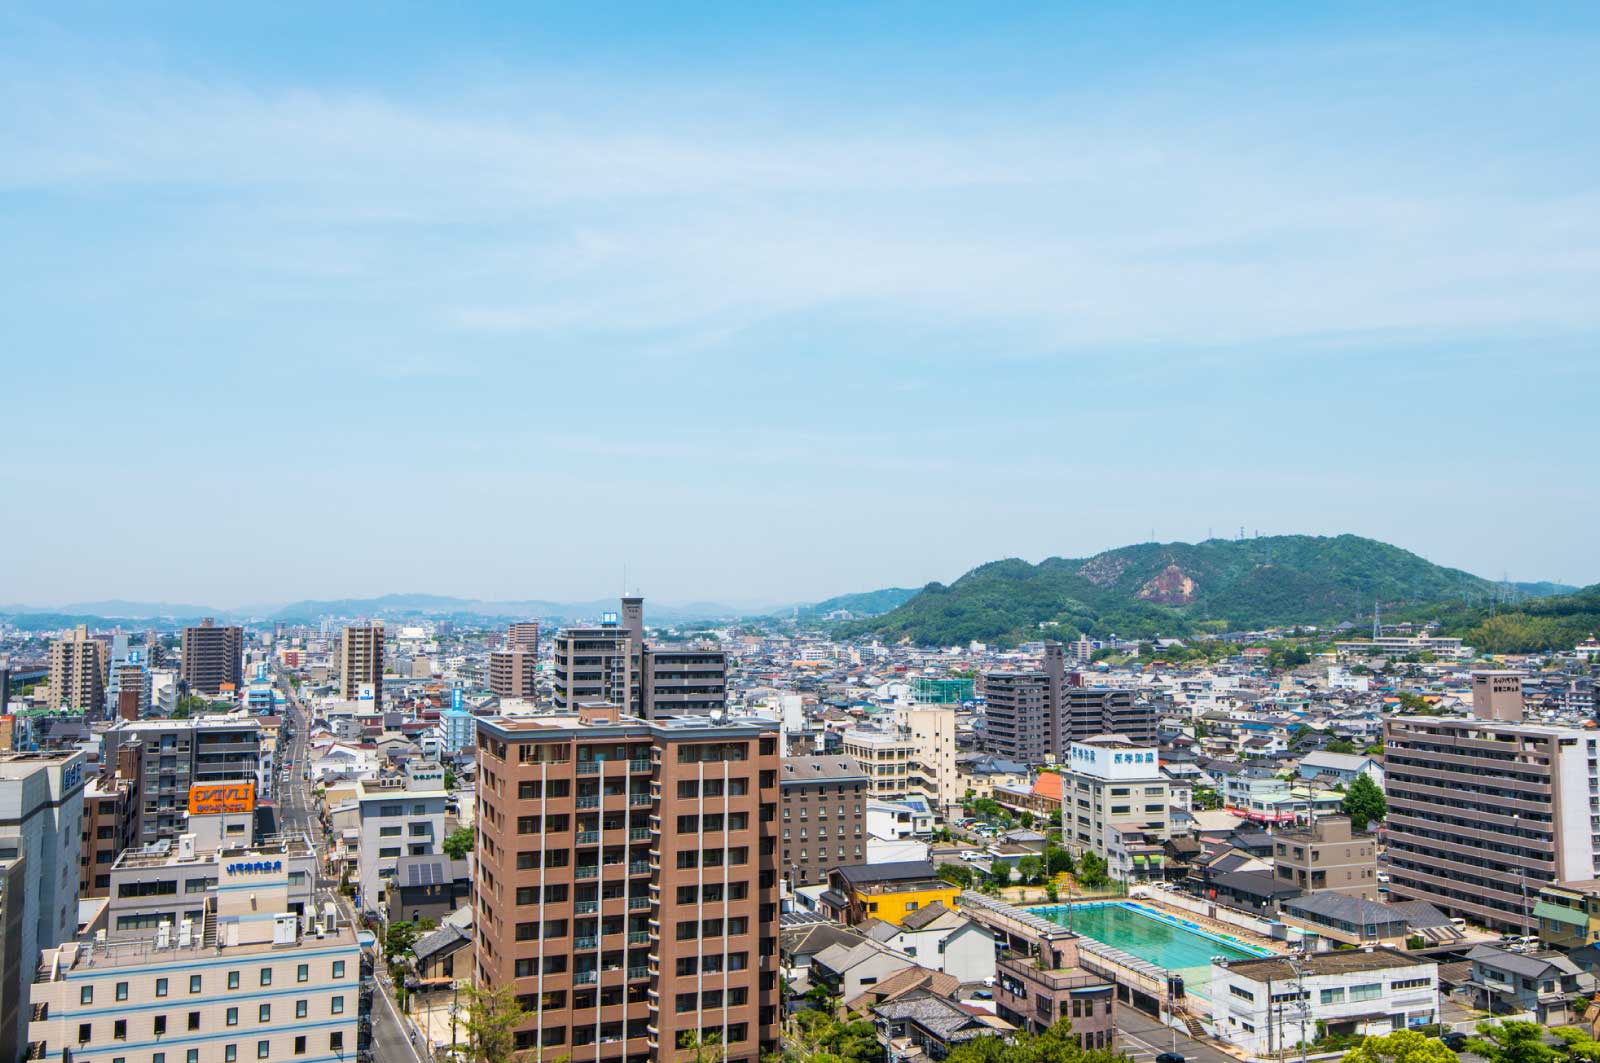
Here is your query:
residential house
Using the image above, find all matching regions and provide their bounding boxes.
[863,902,996,985]
[1464,945,1594,1025]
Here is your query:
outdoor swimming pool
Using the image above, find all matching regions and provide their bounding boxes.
[1030,901,1269,991]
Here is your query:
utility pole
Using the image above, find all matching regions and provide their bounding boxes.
[1286,950,1312,1063]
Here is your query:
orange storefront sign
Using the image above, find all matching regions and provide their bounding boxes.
[188,782,256,815]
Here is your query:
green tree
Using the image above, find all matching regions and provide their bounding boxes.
[1468,1021,1564,1063]
[457,981,530,1063]
[786,1005,882,1063]
[1016,855,1043,885]
[443,826,477,860]
[1552,1028,1600,1063]
[1045,846,1073,877]
[1342,773,1387,831]
[1325,738,1358,755]
[1341,1029,1459,1063]
[444,767,459,791]
[937,863,974,890]
[942,1021,1121,1063]
[1077,852,1110,889]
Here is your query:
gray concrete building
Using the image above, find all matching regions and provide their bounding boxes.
[0,751,86,1063]
[102,715,262,847]
[180,618,244,696]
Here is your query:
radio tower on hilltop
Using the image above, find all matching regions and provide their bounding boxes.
[1372,599,1382,639]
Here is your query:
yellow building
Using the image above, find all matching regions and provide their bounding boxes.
[822,861,961,926]
[1537,880,1600,949]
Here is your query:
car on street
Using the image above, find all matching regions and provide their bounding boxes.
[1440,1032,1469,1051]
[1156,1052,1185,1063]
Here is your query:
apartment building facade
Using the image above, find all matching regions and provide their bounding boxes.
[780,755,869,887]
[507,620,541,654]
[1272,815,1377,900]
[982,644,1156,762]
[338,623,385,710]
[180,619,244,697]
[841,705,959,815]
[81,773,138,897]
[490,649,538,700]
[103,716,263,847]
[552,598,728,720]
[1384,675,1599,934]
[642,649,728,718]
[48,625,108,713]
[474,705,780,1063]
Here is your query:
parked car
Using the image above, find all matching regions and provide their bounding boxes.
[1440,1032,1469,1051]
[1156,1053,1186,1063]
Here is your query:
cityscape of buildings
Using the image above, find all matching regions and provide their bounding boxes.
[0,594,1596,1063]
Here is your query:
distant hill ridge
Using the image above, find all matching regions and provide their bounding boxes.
[842,534,1575,647]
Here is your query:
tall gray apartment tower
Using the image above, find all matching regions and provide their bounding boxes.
[553,597,728,720]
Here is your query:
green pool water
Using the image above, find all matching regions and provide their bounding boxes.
[1032,902,1264,991]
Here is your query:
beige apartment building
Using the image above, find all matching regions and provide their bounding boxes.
[1273,815,1377,899]
[48,625,108,712]
[841,705,959,816]
[337,623,384,709]
[1384,671,1600,934]
[474,704,780,1063]
[28,835,358,1063]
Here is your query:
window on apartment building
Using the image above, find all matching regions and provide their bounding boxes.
[331,996,345,1015]
[225,1046,238,1063]
[332,961,346,979]
[186,1052,198,1063]
[154,1016,167,1036]
[258,1040,271,1059]
[1320,988,1345,1004]
[259,1004,271,1022]
[260,968,272,986]
[227,1008,239,1026]
[78,1023,92,1044]
[293,1037,306,1056]
[228,971,241,989]
[115,981,129,1001]
[295,1000,308,1019]
[379,826,402,837]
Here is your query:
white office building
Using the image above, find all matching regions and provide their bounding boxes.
[355,762,448,912]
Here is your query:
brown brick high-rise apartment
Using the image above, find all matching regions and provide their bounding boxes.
[475,704,780,1063]
[339,622,385,710]
[491,649,538,699]
[982,642,1156,762]
[180,617,243,695]
[507,620,541,654]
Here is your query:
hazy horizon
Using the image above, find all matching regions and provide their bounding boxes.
[4,5,1598,604]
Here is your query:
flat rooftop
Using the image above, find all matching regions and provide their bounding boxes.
[113,832,315,870]
[1221,947,1427,983]
[38,920,358,980]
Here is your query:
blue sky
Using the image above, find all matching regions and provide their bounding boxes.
[3,4,1598,607]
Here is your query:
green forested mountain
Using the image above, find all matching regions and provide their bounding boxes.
[843,534,1552,647]
[1434,582,1600,653]
[795,587,919,619]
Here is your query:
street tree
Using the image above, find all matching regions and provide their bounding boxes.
[457,981,530,1063]
[1341,1029,1459,1063]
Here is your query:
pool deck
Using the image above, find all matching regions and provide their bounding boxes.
[1026,897,1283,957]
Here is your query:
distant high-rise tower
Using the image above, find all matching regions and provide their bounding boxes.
[552,597,727,719]
[489,649,537,700]
[180,618,243,696]
[339,623,385,709]
[48,625,109,712]
[506,620,540,655]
